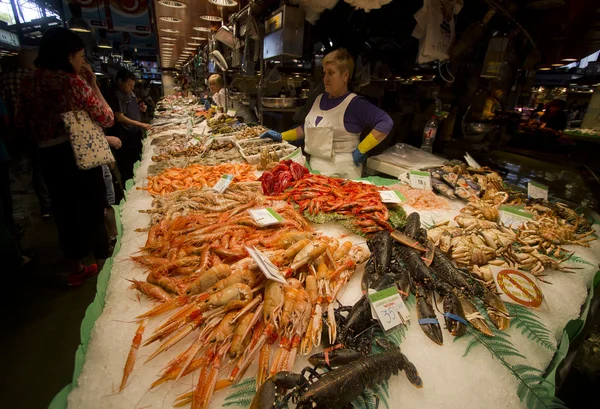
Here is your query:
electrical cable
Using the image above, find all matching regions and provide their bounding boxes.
[438,60,455,84]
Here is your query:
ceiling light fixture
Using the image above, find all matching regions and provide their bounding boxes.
[98,38,112,49]
[162,37,177,41]
[561,58,577,62]
[188,43,201,46]
[69,17,91,33]
[551,64,564,67]
[200,15,222,22]
[190,36,207,41]
[209,0,238,6]
[184,47,196,50]
[539,67,551,71]
[159,16,182,22]
[158,0,186,8]
[160,28,180,33]
[193,27,211,32]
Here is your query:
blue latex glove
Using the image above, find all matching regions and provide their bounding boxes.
[260,129,282,142]
[352,148,367,166]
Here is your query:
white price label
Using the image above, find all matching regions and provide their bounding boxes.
[368,286,411,331]
[213,174,234,193]
[245,246,287,284]
[500,205,534,228]
[527,181,548,200]
[282,148,306,165]
[189,137,200,146]
[409,170,432,190]
[203,136,215,149]
[379,190,407,204]
[248,208,283,227]
[226,109,237,117]
[187,118,194,131]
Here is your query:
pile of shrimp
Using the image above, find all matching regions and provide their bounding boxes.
[391,183,451,210]
[139,183,264,226]
[274,174,393,234]
[141,163,258,195]
[123,201,369,409]
[132,201,312,293]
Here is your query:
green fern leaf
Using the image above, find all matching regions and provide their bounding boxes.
[463,327,567,409]
[512,364,542,376]
[381,379,389,398]
[405,293,416,309]
[463,338,480,357]
[224,385,256,401]
[223,398,253,407]
[568,255,595,267]
[230,376,256,389]
[353,394,367,409]
[507,304,556,351]
[373,385,390,409]
[363,389,376,409]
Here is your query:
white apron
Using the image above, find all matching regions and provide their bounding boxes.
[304,93,362,179]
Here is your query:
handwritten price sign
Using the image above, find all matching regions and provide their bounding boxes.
[368,286,410,331]
[409,170,432,190]
[527,181,548,200]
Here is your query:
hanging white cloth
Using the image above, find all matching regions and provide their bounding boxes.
[413,0,463,63]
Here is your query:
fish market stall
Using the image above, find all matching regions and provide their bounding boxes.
[51,97,600,409]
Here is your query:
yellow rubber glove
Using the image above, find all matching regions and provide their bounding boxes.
[281,128,298,141]
[357,132,380,154]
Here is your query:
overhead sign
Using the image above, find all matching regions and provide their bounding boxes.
[533,73,582,86]
[0,28,20,49]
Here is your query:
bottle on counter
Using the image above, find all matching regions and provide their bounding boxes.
[421,116,438,153]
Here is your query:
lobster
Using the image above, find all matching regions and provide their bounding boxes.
[251,340,422,409]
[336,273,396,353]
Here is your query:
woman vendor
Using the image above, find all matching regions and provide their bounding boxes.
[260,49,393,179]
[208,74,256,123]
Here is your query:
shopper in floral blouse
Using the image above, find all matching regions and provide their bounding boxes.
[16,27,117,286]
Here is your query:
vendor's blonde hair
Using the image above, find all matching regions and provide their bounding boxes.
[208,74,223,87]
[322,48,354,78]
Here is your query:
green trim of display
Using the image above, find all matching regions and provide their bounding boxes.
[500,205,534,219]
[368,286,398,303]
[529,181,548,190]
[409,170,430,177]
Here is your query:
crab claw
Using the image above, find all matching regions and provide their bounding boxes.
[391,230,427,252]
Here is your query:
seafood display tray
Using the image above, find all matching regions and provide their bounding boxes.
[235,138,296,165]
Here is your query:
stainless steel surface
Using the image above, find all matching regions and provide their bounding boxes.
[261,97,306,108]
[263,5,304,60]
[229,91,247,100]
[466,122,496,134]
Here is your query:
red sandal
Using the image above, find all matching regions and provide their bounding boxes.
[67,264,99,287]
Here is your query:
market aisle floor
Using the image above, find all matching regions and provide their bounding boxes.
[0,191,99,409]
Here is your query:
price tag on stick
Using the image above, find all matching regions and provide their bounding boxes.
[500,205,534,228]
[368,286,411,331]
[248,208,283,227]
[213,174,234,193]
[527,181,548,200]
[409,170,432,190]
[245,246,287,284]
[379,190,407,204]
